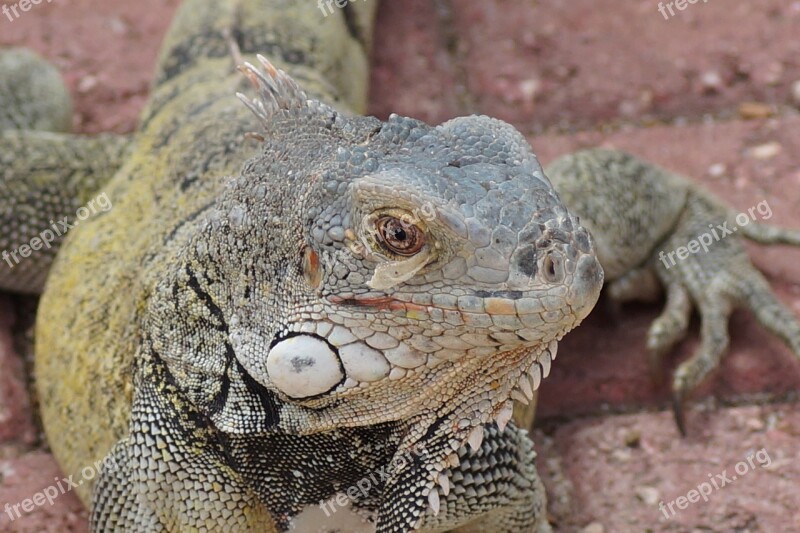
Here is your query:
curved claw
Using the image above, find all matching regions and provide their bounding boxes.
[671,389,687,437]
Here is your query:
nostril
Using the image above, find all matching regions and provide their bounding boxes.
[545,256,556,278]
[541,253,564,283]
[569,254,604,319]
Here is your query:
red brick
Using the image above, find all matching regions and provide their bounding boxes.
[536,402,800,531]
[0,451,88,532]
[0,0,178,134]
[0,297,36,446]
[447,0,800,132]
[2,1,800,529]
[369,0,463,124]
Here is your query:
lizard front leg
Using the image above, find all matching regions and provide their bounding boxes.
[651,192,800,433]
[428,424,550,533]
[373,423,549,533]
[0,48,130,294]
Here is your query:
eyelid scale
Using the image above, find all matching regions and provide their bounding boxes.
[367,248,432,290]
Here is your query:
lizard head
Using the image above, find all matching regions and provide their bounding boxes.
[290,112,604,407]
[152,57,602,446]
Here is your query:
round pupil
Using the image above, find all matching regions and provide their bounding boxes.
[377,216,423,255]
[389,223,407,242]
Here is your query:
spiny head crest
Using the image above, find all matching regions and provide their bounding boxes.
[236,54,309,127]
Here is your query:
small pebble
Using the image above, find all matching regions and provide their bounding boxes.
[738,102,774,119]
[708,163,727,178]
[791,80,800,107]
[108,16,129,35]
[745,417,766,431]
[519,79,541,101]
[635,486,661,506]
[749,141,782,160]
[611,448,631,462]
[77,75,98,93]
[581,522,605,533]
[623,429,641,448]
[700,70,723,93]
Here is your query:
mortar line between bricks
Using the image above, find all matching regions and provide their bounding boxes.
[519,105,800,139]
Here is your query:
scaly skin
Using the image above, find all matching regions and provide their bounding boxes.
[547,148,800,434]
[0,49,130,293]
[7,1,795,531]
[35,0,375,506]
[27,0,604,531]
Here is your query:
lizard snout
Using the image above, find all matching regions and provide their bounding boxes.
[556,223,604,321]
[509,218,603,323]
[569,252,604,320]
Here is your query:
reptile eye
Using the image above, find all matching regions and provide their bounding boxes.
[375,216,425,256]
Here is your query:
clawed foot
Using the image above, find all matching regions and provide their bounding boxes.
[643,224,800,435]
[605,202,800,435]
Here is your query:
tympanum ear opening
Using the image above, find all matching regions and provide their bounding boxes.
[303,246,322,290]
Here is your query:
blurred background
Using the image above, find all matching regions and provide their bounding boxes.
[1,0,799,531]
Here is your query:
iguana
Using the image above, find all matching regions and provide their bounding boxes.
[1,0,799,531]
[6,1,603,531]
